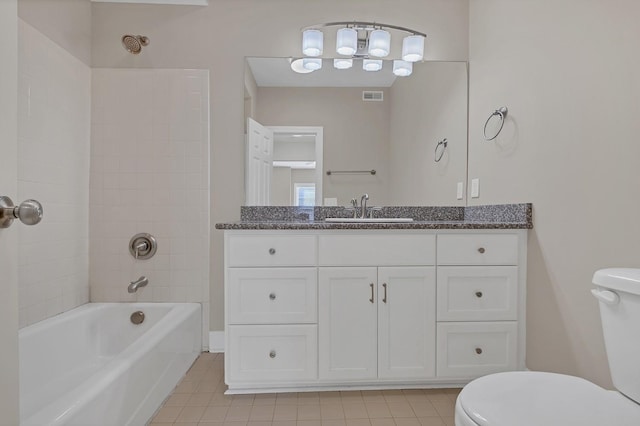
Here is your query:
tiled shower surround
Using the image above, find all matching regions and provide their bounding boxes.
[17,21,91,327]
[90,69,210,343]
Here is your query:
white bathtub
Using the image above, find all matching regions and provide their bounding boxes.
[19,303,201,426]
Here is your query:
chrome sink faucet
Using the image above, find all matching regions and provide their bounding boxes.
[128,276,149,293]
[360,194,369,219]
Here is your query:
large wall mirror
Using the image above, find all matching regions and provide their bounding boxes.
[244,57,468,207]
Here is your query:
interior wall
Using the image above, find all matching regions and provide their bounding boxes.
[17,20,92,328]
[90,0,469,331]
[90,68,211,346]
[388,62,468,206]
[18,0,92,65]
[257,87,391,206]
[468,0,640,388]
[0,0,20,422]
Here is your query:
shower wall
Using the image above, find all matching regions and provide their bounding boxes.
[90,69,210,344]
[17,20,91,327]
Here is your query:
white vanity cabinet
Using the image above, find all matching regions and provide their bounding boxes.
[223,229,527,393]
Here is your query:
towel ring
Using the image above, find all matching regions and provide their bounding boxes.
[483,106,508,141]
[434,138,448,162]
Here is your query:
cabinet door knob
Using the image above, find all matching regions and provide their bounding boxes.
[475,347,483,355]
[269,293,276,301]
[478,247,486,254]
[369,283,374,304]
[475,291,483,298]
[269,248,276,255]
[382,283,388,303]
[269,350,276,358]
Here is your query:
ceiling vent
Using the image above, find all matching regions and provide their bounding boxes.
[362,91,384,101]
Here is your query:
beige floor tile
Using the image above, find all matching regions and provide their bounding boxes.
[188,393,214,406]
[226,406,253,422]
[273,405,298,421]
[197,422,224,426]
[248,422,272,426]
[198,381,222,393]
[364,403,391,419]
[254,394,277,406]
[176,406,206,423]
[223,422,248,426]
[382,395,407,404]
[149,422,173,426]
[210,393,234,407]
[201,406,230,422]
[369,419,396,426]
[232,395,256,407]
[175,381,201,394]
[430,402,454,418]
[166,393,192,406]
[342,403,369,419]
[408,401,438,418]
[442,418,455,426]
[345,419,371,426]
[320,404,345,420]
[250,405,275,421]
[277,395,299,406]
[393,418,420,426]
[272,421,297,426]
[417,418,445,426]
[297,421,322,426]
[386,403,415,418]
[423,394,449,404]
[361,392,385,404]
[153,405,183,422]
[321,420,346,426]
[174,422,199,426]
[298,405,322,420]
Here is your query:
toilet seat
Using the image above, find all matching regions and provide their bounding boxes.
[456,371,640,426]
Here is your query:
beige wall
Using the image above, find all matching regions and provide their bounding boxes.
[468,0,640,388]
[0,1,20,423]
[18,0,92,65]
[389,61,467,205]
[257,87,391,206]
[91,0,469,331]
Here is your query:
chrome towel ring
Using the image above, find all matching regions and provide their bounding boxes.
[483,106,508,141]
[434,138,448,162]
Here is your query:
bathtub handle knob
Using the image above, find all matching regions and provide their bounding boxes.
[269,293,276,301]
[269,350,276,358]
[269,248,276,255]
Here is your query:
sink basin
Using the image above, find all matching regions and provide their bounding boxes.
[325,217,414,223]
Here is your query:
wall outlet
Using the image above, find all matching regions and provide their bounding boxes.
[471,178,480,198]
[456,182,464,200]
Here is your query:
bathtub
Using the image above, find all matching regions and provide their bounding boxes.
[19,303,201,426]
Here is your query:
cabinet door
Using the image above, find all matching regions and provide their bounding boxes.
[378,267,436,379]
[319,267,378,380]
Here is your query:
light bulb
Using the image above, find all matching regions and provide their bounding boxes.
[363,59,383,72]
[393,60,413,76]
[302,29,323,57]
[336,28,358,56]
[303,58,322,71]
[368,29,391,57]
[334,58,353,69]
[402,35,425,62]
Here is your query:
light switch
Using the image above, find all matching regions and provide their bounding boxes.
[456,182,464,200]
[471,178,480,198]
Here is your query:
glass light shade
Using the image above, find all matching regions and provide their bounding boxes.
[336,28,358,56]
[402,35,425,62]
[363,59,383,72]
[333,58,353,69]
[302,29,323,56]
[368,29,391,57]
[303,58,322,71]
[393,60,413,76]
[290,58,314,74]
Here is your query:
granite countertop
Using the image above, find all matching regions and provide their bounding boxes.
[214,204,533,230]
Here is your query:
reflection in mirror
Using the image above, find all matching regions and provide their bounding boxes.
[244,57,468,207]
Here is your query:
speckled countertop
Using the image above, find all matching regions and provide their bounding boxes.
[214,203,533,230]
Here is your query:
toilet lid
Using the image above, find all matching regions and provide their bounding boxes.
[459,371,640,426]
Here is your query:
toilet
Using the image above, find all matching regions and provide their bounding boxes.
[455,268,640,426]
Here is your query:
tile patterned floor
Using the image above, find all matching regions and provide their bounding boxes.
[150,353,460,426]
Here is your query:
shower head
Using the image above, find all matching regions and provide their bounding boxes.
[121,35,150,54]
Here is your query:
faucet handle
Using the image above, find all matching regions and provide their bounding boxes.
[368,206,383,218]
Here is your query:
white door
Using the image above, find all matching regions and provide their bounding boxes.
[0,1,20,422]
[245,118,273,205]
[378,267,436,379]
[319,267,377,380]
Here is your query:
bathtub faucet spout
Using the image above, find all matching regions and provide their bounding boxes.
[128,276,148,293]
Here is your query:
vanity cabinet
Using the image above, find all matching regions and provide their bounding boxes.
[223,229,527,393]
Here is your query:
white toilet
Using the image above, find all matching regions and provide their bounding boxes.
[455,268,640,426]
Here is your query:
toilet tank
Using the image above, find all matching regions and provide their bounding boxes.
[592,268,640,404]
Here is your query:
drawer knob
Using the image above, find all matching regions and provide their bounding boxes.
[475,291,483,298]
[269,350,276,358]
[269,293,276,301]
[478,247,486,254]
[475,347,483,355]
[269,248,276,255]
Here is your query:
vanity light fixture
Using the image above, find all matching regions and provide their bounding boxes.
[299,21,426,76]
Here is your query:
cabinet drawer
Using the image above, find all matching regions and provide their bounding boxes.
[437,234,518,265]
[227,325,318,382]
[319,234,435,266]
[228,268,317,324]
[227,234,316,267]
[436,322,517,378]
[437,266,518,321]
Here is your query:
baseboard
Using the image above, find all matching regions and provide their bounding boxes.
[209,331,224,353]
